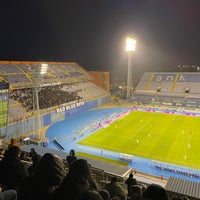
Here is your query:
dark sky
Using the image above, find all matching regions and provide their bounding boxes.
[1,0,200,78]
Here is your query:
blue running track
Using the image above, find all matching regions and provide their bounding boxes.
[46,107,200,183]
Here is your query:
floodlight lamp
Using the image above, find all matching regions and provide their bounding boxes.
[40,63,48,74]
[23,137,30,141]
[42,63,48,67]
[126,38,137,52]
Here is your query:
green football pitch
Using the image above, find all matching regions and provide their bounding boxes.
[0,100,8,139]
[78,110,200,169]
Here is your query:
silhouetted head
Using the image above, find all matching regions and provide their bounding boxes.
[130,185,142,199]
[8,138,17,149]
[142,184,169,200]
[6,146,21,158]
[69,149,75,156]
[37,153,65,186]
[68,159,91,180]
[129,173,133,178]
[30,148,36,153]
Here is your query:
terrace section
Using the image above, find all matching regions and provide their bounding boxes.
[0,61,93,89]
[0,64,22,73]
[61,82,108,101]
[3,74,32,85]
[134,72,200,101]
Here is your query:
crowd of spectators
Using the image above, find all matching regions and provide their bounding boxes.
[39,85,82,109]
[0,142,191,200]
[9,85,82,111]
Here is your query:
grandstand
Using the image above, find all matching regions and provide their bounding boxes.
[1,65,200,198]
[134,72,200,108]
[0,61,110,141]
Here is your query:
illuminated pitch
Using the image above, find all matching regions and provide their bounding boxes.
[78,110,200,169]
[0,83,9,139]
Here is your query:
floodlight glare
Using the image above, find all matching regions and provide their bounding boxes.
[42,63,48,67]
[126,38,137,52]
[40,63,48,74]
[125,37,137,99]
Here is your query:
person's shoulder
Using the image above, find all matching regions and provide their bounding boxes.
[125,177,130,182]
[66,155,71,160]
[0,189,17,200]
[133,178,137,182]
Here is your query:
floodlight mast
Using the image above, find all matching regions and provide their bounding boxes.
[126,38,136,100]
[33,63,48,140]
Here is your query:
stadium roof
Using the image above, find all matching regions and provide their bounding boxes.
[165,176,200,199]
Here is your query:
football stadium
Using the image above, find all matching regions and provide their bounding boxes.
[1,61,200,199]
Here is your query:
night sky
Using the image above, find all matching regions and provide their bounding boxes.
[1,0,200,78]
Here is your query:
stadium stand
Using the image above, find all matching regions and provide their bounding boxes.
[0,62,94,88]
[134,72,200,108]
[0,61,110,142]
[20,144,131,182]
[0,64,22,73]
[5,143,199,200]
[4,74,31,83]
[20,144,200,199]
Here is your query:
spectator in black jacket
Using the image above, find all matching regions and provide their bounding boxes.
[28,148,37,158]
[28,154,41,176]
[17,153,66,200]
[142,184,169,200]
[105,176,127,200]
[0,146,28,192]
[125,173,137,197]
[50,159,98,200]
[66,149,77,166]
